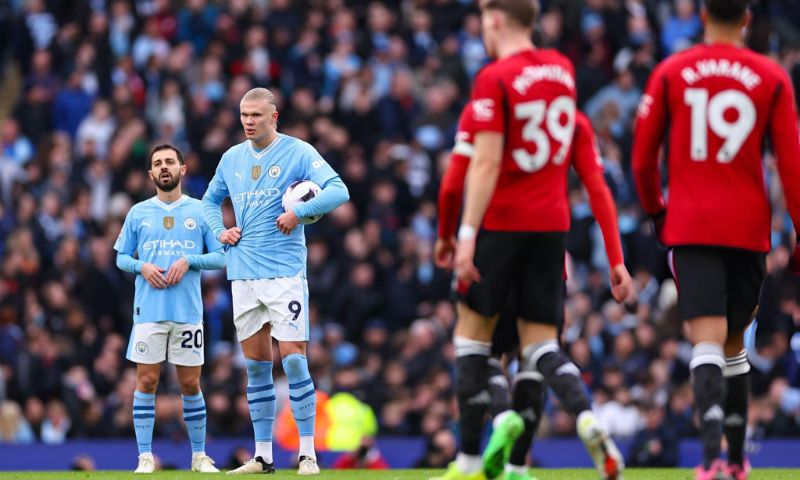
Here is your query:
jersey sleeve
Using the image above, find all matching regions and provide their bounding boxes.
[438,153,469,239]
[202,217,225,254]
[571,113,624,268]
[302,142,339,187]
[114,208,138,256]
[201,157,230,240]
[438,106,474,239]
[632,65,669,216]
[769,69,800,234]
[470,66,506,134]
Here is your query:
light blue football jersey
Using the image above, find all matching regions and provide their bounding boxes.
[202,134,340,280]
[114,195,224,324]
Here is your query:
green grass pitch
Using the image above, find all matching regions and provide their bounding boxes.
[0,470,798,479]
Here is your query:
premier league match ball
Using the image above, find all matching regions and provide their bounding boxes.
[282,180,323,225]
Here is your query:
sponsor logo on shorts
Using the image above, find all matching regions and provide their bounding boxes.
[136,342,148,354]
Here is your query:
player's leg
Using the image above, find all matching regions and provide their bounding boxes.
[516,232,622,480]
[171,323,218,473]
[435,231,515,480]
[278,341,319,475]
[484,301,531,480]
[228,280,277,475]
[723,331,751,480]
[270,274,318,475]
[487,300,516,418]
[672,247,729,479]
[504,372,545,480]
[503,291,548,480]
[723,250,764,480]
[127,322,169,474]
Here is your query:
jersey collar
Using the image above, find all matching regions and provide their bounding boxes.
[248,134,283,160]
[150,194,187,211]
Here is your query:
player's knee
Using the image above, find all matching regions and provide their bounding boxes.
[282,352,309,378]
[278,341,306,358]
[179,377,201,396]
[137,372,159,393]
[520,340,560,373]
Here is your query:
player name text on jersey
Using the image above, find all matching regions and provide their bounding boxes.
[512,64,575,95]
[681,59,762,90]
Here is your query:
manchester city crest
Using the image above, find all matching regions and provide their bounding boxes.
[136,342,148,354]
[184,217,197,230]
[269,165,281,177]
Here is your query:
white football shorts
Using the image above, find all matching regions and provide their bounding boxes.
[231,274,309,342]
[126,321,205,367]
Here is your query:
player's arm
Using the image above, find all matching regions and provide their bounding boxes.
[114,211,168,288]
[190,220,226,270]
[572,113,631,302]
[116,251,145,274]
[435,151,469,269]
[277,145,350,234]
[632,66,668,223]
[290,177,349,220]
[201,158,240,245]
[455,69,506,284]
[769,70,800,271]
[166,223,226,285]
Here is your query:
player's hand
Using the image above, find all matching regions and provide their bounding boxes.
[219,227,242,245]
[276,211,299,235]
[166,257,190,285]
[454,238,481,286]
[790,236,800,275]
[141,263,168,289]
[434,237,456,270]
[610,263,633,303]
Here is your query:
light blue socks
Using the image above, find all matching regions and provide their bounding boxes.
[182,392,207,454]
[133,390,155,455]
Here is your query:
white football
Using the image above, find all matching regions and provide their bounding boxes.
[282,180,323,225]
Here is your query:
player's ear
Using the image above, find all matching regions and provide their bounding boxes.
[179,163,187,175]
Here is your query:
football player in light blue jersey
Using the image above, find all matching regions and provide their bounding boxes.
[115,143,225,474]
[202,88,349,475]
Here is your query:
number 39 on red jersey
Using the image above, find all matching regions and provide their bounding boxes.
[469,49,578,232]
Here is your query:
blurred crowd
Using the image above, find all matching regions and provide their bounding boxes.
[1,0,800,469]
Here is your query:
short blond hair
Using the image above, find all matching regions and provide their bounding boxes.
[241,87,277,106]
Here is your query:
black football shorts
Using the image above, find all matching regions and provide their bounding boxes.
[460,230,566,326]
[671,245,766,332]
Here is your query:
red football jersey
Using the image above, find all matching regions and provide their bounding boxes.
[633,43,800,252]
[438,99,624,267]
[470,49,578,232]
